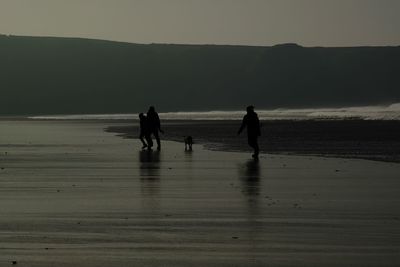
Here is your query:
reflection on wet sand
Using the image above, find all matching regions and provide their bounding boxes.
[184,149,193,156]
[238,159,262,256]
[184,149,193,163]
[139,150,161,211]
[139,150,161,178]
[239,159,261,198]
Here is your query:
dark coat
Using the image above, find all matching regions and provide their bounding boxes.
[147,111,161,132]
[239,111,261,137]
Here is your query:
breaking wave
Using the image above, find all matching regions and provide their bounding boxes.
[30,103,400,121]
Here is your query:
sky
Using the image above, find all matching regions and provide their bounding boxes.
[0,0,399,47]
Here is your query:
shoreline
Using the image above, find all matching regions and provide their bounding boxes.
[0,117,399,163]
[105,119,400,163]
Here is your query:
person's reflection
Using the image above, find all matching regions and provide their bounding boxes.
[240,159,261,198]
[139,150,161,178]
[184,149,193,163]
[238,159,262,257]
[182,149,194,179]
[139,150,161,212]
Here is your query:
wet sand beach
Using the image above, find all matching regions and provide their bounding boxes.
[108,120,400,163]
[1,120,400,266]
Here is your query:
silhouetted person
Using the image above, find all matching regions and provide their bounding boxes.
[238,106,261,159]
[184,136,193,151]
[147,106,164,150]
[139,113,152,149]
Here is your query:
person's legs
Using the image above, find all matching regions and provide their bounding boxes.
[146,133,153,149]
[139,132,147,149]
[248,135,259,158]
[154,131,161,150]
[253,137,259,157]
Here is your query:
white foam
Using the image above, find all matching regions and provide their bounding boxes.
[29,103,400,121]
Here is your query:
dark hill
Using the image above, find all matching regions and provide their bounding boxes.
[0,35,399,115]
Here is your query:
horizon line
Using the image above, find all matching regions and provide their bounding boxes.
[1,33,400,49]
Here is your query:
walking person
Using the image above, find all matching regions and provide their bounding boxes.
[147,106,164,150]
[138,113,152,149]
[238,105,261,159]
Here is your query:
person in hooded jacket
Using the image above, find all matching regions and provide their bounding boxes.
[238,105,261,159]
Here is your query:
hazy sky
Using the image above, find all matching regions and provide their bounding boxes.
[0,0,399,46]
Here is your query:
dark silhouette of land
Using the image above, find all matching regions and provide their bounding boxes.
[1,35,400,115]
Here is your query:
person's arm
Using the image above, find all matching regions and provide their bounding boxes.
[256,117,261,136]
[156,114,164,134]
[238,116,246,135]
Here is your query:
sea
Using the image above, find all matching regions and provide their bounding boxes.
[29,103,400,121]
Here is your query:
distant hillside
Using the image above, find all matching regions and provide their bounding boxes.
[0,35,399,115]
